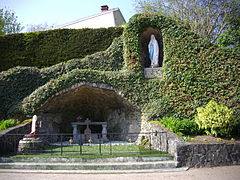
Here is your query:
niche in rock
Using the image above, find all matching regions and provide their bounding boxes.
[140,27,163,68]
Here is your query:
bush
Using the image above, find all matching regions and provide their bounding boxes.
[0,119,20,131]
[195,100,236,137]
[160,117,202,135]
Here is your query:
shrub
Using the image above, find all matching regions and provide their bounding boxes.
[195,100,236,137]
[0,119,20,131]
[160,117,202,135]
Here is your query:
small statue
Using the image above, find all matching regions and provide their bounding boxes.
[69,137,73,144]
[24,115,40,138]
[148,34,159,68]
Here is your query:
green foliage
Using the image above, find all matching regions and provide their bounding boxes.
[123,14,240,120]
[217,26,240,50]
[0,27,123,71]
[195,100,236,137]
[0,37,125,120]
[0,67,47,119]
[0,119,19,131]
[0,8,23,35]
[134,0,240,44]
[140,138,149,147]
[160,117,202,135]
[0,14,239,128]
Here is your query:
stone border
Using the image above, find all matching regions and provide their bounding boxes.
[140,120,240,168]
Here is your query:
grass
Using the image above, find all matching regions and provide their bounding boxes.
[0,119,20,131]
[4,144,171,159]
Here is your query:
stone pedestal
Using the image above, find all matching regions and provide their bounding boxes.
[102,124,109,142]
[144,67,162,78]
[72,124,79,143]
[18,138,44,154]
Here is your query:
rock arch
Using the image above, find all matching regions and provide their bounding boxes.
[37,82,141,138]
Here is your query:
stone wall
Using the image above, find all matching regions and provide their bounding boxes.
[176,142,240,168]
[0,121,31,154]
[140,119,240,168]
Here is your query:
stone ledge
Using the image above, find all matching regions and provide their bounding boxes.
[144,68,162,78]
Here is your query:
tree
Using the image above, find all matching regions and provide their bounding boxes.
[0,8,23,34]
[134,0,240,44]
[217,3,240,49]
[26,22,55,32]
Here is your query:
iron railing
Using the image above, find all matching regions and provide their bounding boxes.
[0,132,168,156]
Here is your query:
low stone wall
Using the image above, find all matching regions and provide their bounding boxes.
[0,121,31,154]
[176,142,240,168]
[140,120,240,168]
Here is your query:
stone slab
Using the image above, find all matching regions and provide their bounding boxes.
[144,68,162,78]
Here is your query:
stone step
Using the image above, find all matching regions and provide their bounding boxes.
[0,156,173,163]
[0,167,189,174]
[0,160,178,171]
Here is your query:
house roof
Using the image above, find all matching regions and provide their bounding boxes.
[54,8,126,29]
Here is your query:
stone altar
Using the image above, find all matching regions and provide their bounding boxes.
[72,119,109,144]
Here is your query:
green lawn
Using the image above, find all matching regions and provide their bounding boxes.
[44,144,162,155]
[7,144,171,158]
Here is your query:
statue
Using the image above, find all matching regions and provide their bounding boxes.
[24,115,40,138]
[148,34,159,68]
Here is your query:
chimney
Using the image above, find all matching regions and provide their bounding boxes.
[101,5,109,12]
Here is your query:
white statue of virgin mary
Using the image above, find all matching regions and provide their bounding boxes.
[148,34,159,67]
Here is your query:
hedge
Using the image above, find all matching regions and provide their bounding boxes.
[0,14,239,128]
[0,27,123,71]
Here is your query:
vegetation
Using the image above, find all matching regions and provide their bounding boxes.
[0,37,124,119]
[3,144,170,158]
[160,117,202,136]
[44,144,161,155]
[195,100,237,137]
[7,152,171,159]
[0,8,23,34]
[0,14,239,137]
[124,14,239,122]
[0,27,123,71]
[134,0,240,46]
[0,119,19,131]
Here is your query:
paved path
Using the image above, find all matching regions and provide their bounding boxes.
[0,166,239,180]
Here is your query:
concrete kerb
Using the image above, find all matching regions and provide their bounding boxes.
[0,167,189,174]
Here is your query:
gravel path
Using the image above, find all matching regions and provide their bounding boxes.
[0,166,239,180]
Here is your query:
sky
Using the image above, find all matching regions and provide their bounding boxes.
[0,0,137,32]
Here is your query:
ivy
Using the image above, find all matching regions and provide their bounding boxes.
[0,14,239,127]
